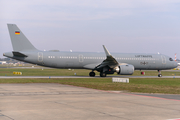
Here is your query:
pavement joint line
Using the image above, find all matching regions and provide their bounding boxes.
[110,98,180,112]
[0,112,14,120]
[56,83,180,102]
[120,92,180,102]
[168,118,180,120]
[54,101,130,120]
[0,91,105,96]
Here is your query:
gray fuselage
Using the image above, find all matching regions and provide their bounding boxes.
[4,50,178,70]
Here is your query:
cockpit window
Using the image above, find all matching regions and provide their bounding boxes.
[169,58,173,61]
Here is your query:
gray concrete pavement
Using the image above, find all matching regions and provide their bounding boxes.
[0,83,180,120]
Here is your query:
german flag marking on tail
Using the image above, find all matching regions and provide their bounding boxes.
[15,31,20,35]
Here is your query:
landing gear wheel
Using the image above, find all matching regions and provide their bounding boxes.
[89,72,95,77]
[100,72,106,77]
[158,70,162,77]
[158,74,162,77]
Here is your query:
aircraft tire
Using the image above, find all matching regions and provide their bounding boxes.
[158,74,162,77]
[89,72,95,77]
[100,72,106,77]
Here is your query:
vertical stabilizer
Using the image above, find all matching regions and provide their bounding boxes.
[7,24,37,51]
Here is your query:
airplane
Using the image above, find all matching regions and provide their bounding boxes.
[3,24,178,77]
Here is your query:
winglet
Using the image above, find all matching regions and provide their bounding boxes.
[103,45,111,57]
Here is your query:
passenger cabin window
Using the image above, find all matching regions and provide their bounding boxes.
[169,58,173,61]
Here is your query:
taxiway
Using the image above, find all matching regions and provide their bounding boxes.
[0,83,180,120]
[0,75,180,79]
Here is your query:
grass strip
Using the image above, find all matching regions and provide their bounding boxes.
[0,68,180,76]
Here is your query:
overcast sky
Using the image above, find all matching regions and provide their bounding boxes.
[0,0,180,58]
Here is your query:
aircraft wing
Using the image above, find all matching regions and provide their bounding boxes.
[94,45,119,71]
[83,63,101,69]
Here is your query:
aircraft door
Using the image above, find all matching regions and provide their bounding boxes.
[161,55,166,64]
[38,52,43,62]
[79,54,83,62]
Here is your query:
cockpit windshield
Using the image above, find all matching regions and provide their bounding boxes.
[169,58,173,61]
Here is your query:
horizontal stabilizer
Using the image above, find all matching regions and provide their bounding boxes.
[12,51,28,57]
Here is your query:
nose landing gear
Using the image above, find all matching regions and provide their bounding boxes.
[158,70,162,77]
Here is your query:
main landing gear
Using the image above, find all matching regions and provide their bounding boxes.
[158,70,162,77]
[89,71,95,77]
[100,72,106,77]
[89,71,107,77]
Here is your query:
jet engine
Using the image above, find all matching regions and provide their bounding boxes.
[115,64,134,75]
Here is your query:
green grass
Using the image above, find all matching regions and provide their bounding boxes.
[0,68,92,76]
[0,78,180,94]
[0,68,180,76]
[1,68,180,94]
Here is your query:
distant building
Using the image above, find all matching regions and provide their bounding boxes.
[0,61,7,64]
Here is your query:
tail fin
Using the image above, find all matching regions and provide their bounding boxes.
[7,24,37,51]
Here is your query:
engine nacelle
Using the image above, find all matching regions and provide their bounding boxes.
[116,64,134,75]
